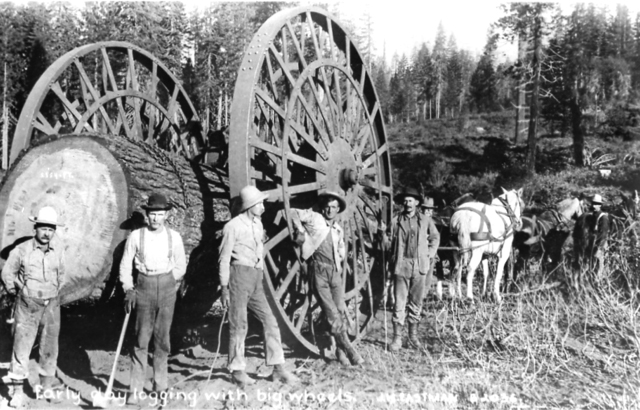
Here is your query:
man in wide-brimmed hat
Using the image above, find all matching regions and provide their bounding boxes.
[381,187,440,352]
[573,193,609,276]
[218,185,298,387]
[2,206,66,407]
[420,196,439,296]
[119,193,186,405]
[289,191,364,366]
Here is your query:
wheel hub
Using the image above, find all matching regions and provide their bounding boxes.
[322,139,361,211]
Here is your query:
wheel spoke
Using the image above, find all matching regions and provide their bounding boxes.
[256,87,286,121]
[33,113,56,135]
[264,227,290,253]
[297,92,331,149]
[362,143,388,169]
[128,49,144,139]
[275,259,301,299]
[269,44,297,87]
[285,21,308,70]
[359,178,392,195]
[287,181,323,195]
[147,60,158,142]
[285,151,325,174]
[250,136,283,158]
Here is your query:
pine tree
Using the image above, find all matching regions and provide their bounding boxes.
[470,32,499,113]
[496,3,558,175]
[432,22,447,119]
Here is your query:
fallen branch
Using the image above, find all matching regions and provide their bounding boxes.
[504,281,561,297]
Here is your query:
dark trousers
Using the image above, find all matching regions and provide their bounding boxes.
[9,294,60,380]
[310,260,345,336]
[228,265,285,371]
[130,272,176,393]
[393,259,426,325]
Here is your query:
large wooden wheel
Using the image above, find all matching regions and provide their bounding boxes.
[1,42,218,308]
[10,41,205,166]
[230,7,392,354]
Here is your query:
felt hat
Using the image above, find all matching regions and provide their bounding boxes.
[29,206,64,227]
[142,193,173,211]
[421,196,437,209]
[239,185,269,212]
[394,187,423,205]
[591,194,604,204]
[318,191,347,213]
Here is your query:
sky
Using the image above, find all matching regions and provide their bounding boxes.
[333,0,512,61]
[320,0,640,65]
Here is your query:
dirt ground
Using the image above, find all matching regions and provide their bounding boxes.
[0,289,637,410]
[0,298,518,410]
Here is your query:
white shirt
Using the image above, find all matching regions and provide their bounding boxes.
[119,226,187,292]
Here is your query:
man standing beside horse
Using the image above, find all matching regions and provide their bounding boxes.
[380,188,440,352]
[573,193,609,276]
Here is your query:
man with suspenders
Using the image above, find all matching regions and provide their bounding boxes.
[119,193,186,405]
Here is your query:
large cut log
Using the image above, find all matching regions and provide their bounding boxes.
[0,133,229,315]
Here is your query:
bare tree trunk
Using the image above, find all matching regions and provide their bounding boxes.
[526,15,542,176]
[514,30,528,144]
[570,95,585,166]
[2,61,7,170]
[217,91,223,129]
[205,53,211,135]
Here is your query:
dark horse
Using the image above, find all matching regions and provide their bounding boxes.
[513,197,584,275]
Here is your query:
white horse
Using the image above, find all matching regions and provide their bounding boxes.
[449,188,524,303]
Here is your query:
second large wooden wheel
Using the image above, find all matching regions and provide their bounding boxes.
[230,7,392,355]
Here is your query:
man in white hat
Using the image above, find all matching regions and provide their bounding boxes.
[119,192,186,404]
[1,206,66,407]
[289,191,364,366]
[218,185,297,387]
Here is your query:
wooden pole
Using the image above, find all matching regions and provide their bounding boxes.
[2,61,8,170]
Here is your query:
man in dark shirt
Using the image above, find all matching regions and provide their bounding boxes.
[381,188,440,351]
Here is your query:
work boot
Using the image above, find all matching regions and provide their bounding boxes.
[335,348,351,366]
[231,370,256,388]
[9,380,26,408]
[389,323,403,352]
[407,322,422,349]
[271,364,298,384]
[41,376,63,403]
[335,332,364,366]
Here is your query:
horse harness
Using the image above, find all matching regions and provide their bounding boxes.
[456,197,521,246]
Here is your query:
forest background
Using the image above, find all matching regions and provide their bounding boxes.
[1,1,640,177]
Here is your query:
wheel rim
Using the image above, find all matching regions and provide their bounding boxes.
[11,41,205,166]
[229,6,392,354]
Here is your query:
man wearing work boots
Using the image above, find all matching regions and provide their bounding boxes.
[1,206,66,407]
[380,188,440,351]
[290,191,364,366]
[218,185,298,388]
[120,193,187,405]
